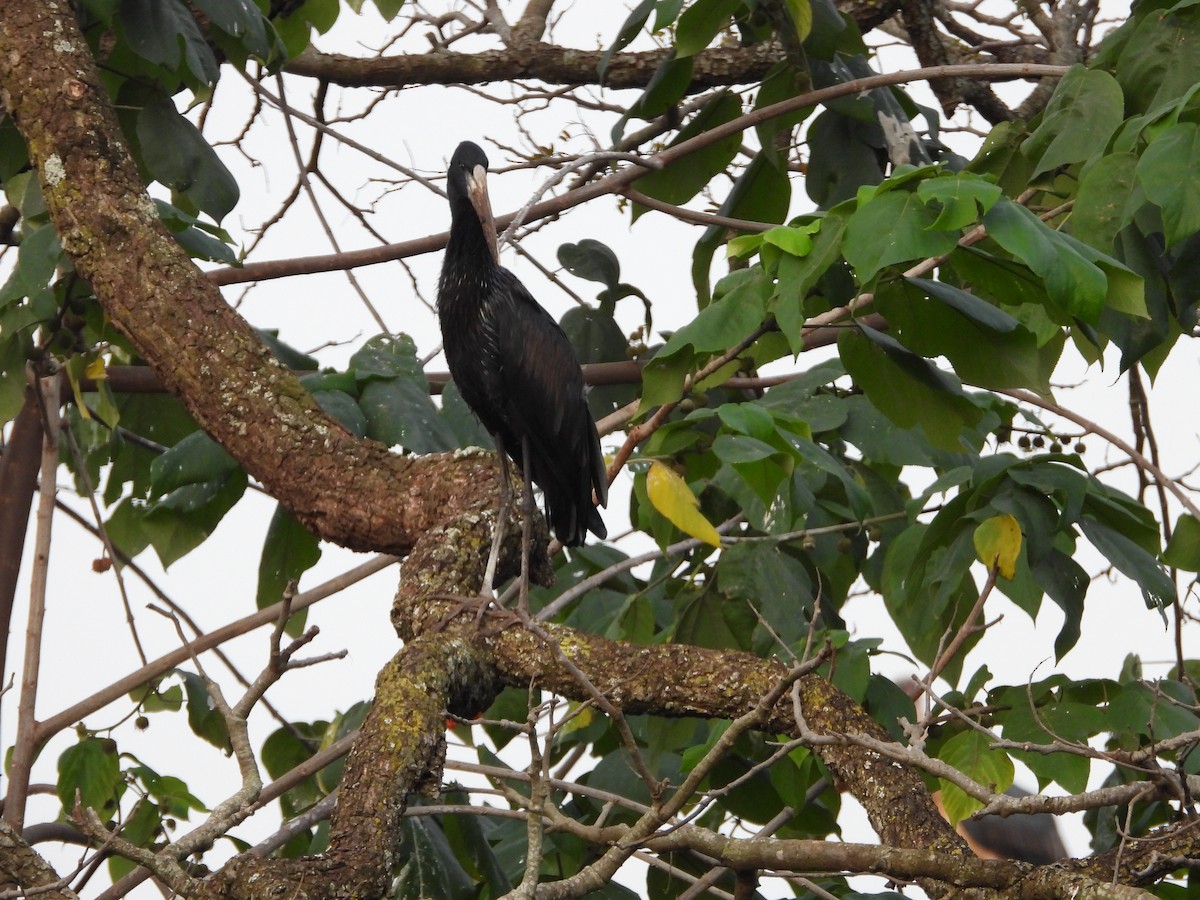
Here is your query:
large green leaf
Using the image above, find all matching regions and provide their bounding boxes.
[1071,152,1139,253]
[1106,0,1200,114]
[351,334,458,452]
[0,224,61,307]
[116,0,219,83]
[772,209,849,353]
[806,110,886,207]
[597,0,655,79]
[1136,122,1200,247]
[843,190,959,281]
[1162,513,1200,571]
[392,814,477,899]
[839,328,982,453]
[1026,547,1086,660]
[937,730,1014,824]
[558,239,621,288]
[137,98,239,222]
[57,737,122,816]
[983,200,1108,323]
[916,173,1003,231]
[642,268,771,407]
[675,0,744,57]
[1078,517,1175,609]
[191,0,272,59]
[181,670,232,753]
[1022,66,1124,176]
[149,431,239,496]
[142,470,248,567]
[257,504,321,634]
[883,280,1050,393]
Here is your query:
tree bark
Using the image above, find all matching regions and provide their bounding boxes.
[0,0,499,558]
[285,42,782,92]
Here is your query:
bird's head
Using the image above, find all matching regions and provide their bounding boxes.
[448,141,498,264]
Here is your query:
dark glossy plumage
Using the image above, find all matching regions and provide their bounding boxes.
[437,141,607,545]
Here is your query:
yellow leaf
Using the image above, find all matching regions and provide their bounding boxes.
[84,357,107,380]
[973,514,1021,579]
[646,462,721,548]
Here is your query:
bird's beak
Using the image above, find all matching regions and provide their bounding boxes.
[466,163,500,265]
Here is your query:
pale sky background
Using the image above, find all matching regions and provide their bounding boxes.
[6,1,1196,896]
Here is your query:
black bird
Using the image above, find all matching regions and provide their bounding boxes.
[437,141,607,581]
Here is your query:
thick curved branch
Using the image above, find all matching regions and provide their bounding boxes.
[188,634,500,900]
[0,820,80,900]
[0,0,499,557]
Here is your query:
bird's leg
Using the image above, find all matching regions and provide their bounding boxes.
[517,435,535,615]
[480,436,512,599]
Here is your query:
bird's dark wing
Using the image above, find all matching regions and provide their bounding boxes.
[490,268,607,544]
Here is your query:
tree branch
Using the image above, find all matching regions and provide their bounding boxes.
[284,41,782,92]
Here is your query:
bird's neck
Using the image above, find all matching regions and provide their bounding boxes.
[445,197,499,280]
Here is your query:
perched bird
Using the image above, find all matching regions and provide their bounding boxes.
[437,140,607,584]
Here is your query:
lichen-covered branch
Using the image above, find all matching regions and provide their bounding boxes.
[0,0,501,558]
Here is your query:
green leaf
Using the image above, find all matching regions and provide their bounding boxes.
[1109,1,1200,114]
[558,239,621,288]
[844,190,959,281]
[1022,66,1124,175]
[359,378,457,452]
[983,200,1108,323]
[1162,513,1200,571]
[633,91,744,216]
[675,0,743,57]
[130,764,206,816]
[622,52,694,123]
[373,0,406,19]
[137,98,239,222]
[1071,152,1139,253]
[1078,517,1175,609]
[106,799,161,882]
[180,670,232,753]
[311,389,368,438]
[916,173,1003,231]
[597,0,656,79]
[839,328,982,453]
[392,813,476,899]
[191,0,271,58]
[937,730,1014,824]
[878,281,1049,394]
[805,110,886,207]
[1109,681,1200,746]
[642,268,770,406]
[149,431,238,497]
[905,277,1019,333]
[1137,123,1200,248]
[57,737,122,816]
[762,225,813,257]
[143,470,247,568]
[257,505,321,634]
[781,0,813,42]
[0,225,62,307]
[351,334,458,452]
[1030,548,1087,660]
[258,329,319,371]
[116,0,219,83]
[754,63,814,170]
